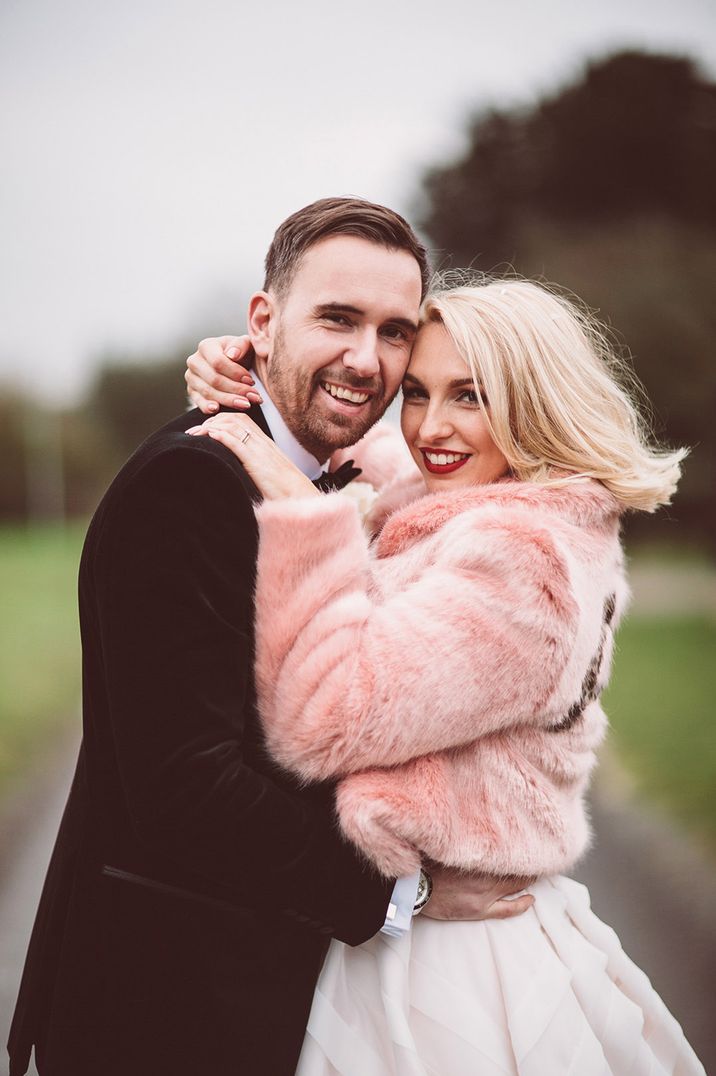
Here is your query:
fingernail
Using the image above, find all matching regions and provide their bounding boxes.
[186,427,200,435]
[207,402,219,412]
[226,348,239,359]
[240,375,255,385]
[233,398,250,409]
[247,393,262,403]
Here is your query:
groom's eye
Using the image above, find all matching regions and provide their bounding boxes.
[382,326,408,342]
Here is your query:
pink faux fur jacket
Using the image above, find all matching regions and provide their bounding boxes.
[254,428,629,878]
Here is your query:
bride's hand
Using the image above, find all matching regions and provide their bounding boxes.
[185,335,263,414]
[186,413,320,501]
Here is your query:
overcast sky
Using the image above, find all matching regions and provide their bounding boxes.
[2,0,715,404]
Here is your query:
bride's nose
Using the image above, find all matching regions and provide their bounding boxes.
[418,402,453,443]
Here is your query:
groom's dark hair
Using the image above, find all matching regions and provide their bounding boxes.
[264,196,431,301]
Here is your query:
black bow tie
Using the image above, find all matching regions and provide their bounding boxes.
[313,460,363,493]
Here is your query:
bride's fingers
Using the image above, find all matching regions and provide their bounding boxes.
[189,395,221,416]
[186,423,252,457]
[186,383,251,412]
[185,370,255,411]
[185,351,264,407]
[186,421,242,436]
[485,893,534,920]
[196,337,254,379]
[187,352,252,395]
[205,427,254,461]
[187,414,267,453]
[189,413,260,436]
[211,335,254,368]
[185,359,232,401]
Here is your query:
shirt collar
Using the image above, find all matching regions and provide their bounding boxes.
[252,373,325,480]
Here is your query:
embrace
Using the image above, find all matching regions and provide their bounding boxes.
[9,198,704,1074]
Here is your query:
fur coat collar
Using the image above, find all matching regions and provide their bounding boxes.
[373,475,621,558]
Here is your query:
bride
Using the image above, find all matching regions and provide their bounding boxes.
[187,276,704,1074]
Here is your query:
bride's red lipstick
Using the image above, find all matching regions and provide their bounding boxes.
[420,450,471,475]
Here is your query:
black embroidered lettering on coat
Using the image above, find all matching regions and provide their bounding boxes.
[550,593,616,733]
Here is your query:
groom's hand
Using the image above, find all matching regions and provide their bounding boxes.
[424,866,536,921]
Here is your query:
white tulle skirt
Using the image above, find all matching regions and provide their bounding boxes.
[296,876,704,1076]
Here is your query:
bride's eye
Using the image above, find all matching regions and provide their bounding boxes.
[458,389,481,406]
[401,386,427,401]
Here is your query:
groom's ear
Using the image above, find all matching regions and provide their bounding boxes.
[247,291,275,360]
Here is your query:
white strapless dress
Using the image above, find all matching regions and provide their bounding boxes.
[296,876,704,1075]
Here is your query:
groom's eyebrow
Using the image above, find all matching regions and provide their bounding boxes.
[314,302,364,317]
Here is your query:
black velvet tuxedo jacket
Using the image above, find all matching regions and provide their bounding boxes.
[8,406,393,1076]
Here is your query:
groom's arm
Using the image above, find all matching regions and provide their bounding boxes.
[94,433,393,945]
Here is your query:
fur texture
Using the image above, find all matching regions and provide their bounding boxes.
[255,438,628,878]
[330,423,417,493]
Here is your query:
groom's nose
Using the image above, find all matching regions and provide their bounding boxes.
[342,330,380,379]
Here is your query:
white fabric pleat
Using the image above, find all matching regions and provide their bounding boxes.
[295,876,704,1076]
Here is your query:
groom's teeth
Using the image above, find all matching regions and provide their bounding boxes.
[425,451,469,465]
[322,382,370,405]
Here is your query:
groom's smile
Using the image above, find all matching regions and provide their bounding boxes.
[314,367,380,421]
[319,379,374,408]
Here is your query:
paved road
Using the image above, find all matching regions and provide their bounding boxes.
[1,738,713,1075]
[0,739,76,1076]
[574,782,716,1073]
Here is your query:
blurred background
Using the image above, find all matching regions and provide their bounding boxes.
[1,0,715,1070]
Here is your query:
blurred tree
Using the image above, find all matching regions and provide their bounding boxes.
[0,393,28,520]
[87,351,189,467]
[56,351,191,517]
[0,350,193,523]
[60,407,116,518]
[534,52,716,225]
[421,51,716,267]
[0,395,65,523]
[417,50,716,548]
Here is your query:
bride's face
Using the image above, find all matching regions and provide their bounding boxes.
[400,321,509,492]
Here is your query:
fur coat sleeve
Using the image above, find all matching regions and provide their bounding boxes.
[254,478,626,878]
[255,492,582,778]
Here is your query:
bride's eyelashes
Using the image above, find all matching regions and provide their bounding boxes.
[400,384,485,407]
[401,385,427,402]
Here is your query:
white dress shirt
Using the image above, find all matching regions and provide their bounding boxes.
[252,375,420,934]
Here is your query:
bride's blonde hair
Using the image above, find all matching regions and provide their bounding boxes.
[422,275,686,512]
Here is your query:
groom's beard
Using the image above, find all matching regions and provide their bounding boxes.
[265,321,397,461]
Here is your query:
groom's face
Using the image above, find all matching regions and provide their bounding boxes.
[253,235,422,461]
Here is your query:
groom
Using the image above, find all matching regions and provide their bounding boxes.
[9,198,532,1076]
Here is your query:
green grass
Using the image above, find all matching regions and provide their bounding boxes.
[0,522,85,791]
[604,616,716,850]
